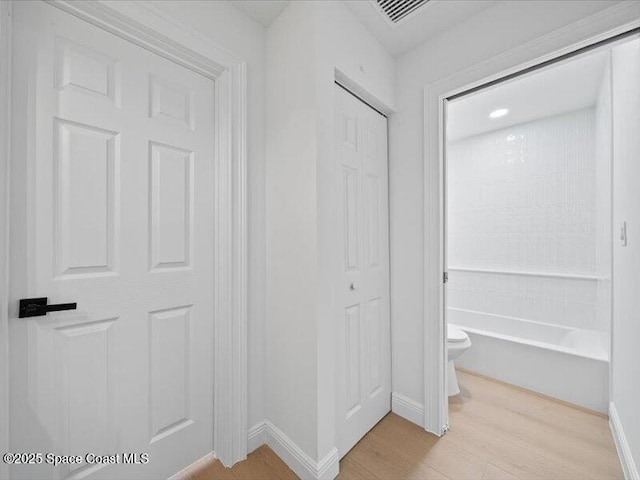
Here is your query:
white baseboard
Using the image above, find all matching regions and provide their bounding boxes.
[247,420,339,480]
[248,420,269,454]
[168,451,216,480]
[392,392,425,427]
[610,402,640,480]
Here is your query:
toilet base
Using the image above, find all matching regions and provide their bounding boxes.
[447,360,460,396]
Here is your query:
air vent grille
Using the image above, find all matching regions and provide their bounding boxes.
[376,0,429,24]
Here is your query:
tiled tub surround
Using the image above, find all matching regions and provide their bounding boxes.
[447,269,600,332]
[447,107,611,411]
[447,108,607,333]
[594,59,612,346]
[448,108,597,274]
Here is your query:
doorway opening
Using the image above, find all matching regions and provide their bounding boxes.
[443,32,639,417]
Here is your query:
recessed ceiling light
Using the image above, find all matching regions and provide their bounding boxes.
[489,108,509,119]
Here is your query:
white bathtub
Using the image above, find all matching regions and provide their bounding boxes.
[449,308,609,412]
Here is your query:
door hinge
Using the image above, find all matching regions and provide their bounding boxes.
[443,272,448,284]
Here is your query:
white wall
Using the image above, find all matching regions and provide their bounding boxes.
[265,1,319,461]
[391,0,630,411]
[265,0,394,467]
[611,37,640,475]
[447,109,603,332]
[148,0,267,428]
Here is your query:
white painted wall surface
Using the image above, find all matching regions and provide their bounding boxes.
[148,0,267,429]
[266,0,394,469]
[391,0,629,412]
[611,37,640,475]
[266,0,319,461]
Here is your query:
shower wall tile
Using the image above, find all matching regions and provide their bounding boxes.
[594,60,613,335]
[447,108,609,332]
[447,272,600,330]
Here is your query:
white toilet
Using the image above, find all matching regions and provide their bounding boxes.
[447,324,472,396]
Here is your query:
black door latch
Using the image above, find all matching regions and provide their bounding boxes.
[19,297,77,318]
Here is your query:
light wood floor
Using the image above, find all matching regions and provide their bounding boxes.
[180,369,624,479]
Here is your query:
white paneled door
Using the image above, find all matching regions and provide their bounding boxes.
[10,2,215,479]
[335,85,391,457]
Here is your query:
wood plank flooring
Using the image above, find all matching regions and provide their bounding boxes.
[178,369,624,479]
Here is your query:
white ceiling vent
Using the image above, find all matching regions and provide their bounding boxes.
[371,0,431,27]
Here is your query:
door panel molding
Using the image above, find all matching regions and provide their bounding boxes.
[1,0,248,469]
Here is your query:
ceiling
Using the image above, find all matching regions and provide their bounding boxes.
[229,0,497,57]
[231,0,290,27]
[447,50,609,141]
[343,0,496,57]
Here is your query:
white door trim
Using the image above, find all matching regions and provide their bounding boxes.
[0,0,248,469]
[0,2,12,479]
[422,1,640,436]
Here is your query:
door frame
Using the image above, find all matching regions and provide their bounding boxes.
[332,80,392,460]
[0,2,11,479]
[422,2,640,435]
[0,0,249,471]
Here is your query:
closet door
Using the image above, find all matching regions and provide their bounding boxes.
[335,85,391,457]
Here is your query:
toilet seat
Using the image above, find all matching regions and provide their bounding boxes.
[447,325,469,343]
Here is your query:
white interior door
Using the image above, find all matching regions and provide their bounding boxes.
[9,2,215,479]
[335,85,391,457]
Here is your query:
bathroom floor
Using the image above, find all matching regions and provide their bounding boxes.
[178,369,623,479]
